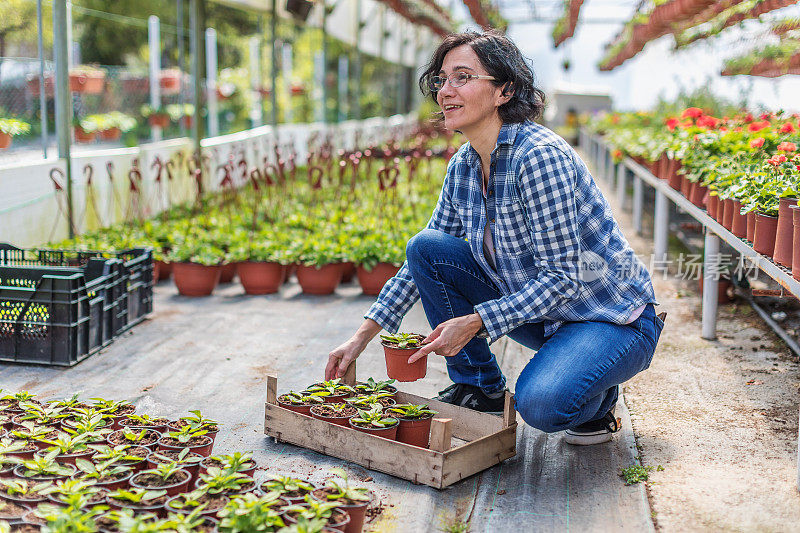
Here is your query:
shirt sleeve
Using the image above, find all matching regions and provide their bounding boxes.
[364,163,466,332]
[473,143,583,341]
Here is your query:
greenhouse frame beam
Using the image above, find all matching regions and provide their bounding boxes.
[53,0,74,238]
[190,0,207,150]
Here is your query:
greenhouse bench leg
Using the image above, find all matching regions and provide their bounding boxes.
[616,163,626,211]
[633,171,643,235]
[654,190,669,263]
[702,231,720,341]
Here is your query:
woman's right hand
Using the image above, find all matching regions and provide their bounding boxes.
[325,337,365,380]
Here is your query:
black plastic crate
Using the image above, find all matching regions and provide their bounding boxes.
[0,258,121,366]
[0,244,153,335]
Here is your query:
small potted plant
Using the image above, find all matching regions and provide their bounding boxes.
[107,428,161,450]
[257,475,315,504]
[195,466,255,495]
[348,407,399,440]
[164,507,219,531]
[166,103,195,129]
[69,65,106,94]
[119,414,169,433]
[276,391,325,416]
[167,411,219,443]
[216,492,287,530]
[157,426,213,457]
[89,444,150,472]
[13,450,76,481]
[146,448,203,482]
[354,378,397,398]
[199,451,255,478]
[166,485,229,518]
[129,462,191,497]
[106,487,168,517]
[385,403,437,448]
[345,392,395,410]
[293,241,345,295]
[167,239,227,297]
[141,104,171,129]
[0,437,37,461]
[159,68,183,94]
[97,112,136,141]
[0,118,31,150]
[74,458,133,491]
[304,379,354,403]
[90,398,136,430]
[380,332,429,382]
[0,478,51,506]
[282,494,350,531]
[309,403,358,427]
[0,443,23,476]
[311,468,372,533]
[73,116,101,144]
[40,478,107,508]
[34,432,94,465]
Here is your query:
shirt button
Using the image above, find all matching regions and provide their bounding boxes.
[488,190,493,196]
[491,218,495,223]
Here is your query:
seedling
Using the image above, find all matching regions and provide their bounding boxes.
[207,451,254,474]
[0,478,52,498]
[17,450,74,478]
[10,421,53,441]
[0,438,27,459]
[47,393,85,410]
[118,428,151,444]
[305,378,354,396]
[217,492,286,531]
[620,464,663,485]
[165,507,210,533]
[355,377,397,394]
[89,397,132,415]
[89,444,148,464]
[387,403,437,419]
[281,516,330,533]
[38,431,91,455]
[167,425,207,444]
[283,493,342,521]
[279,391,324,405]
[39,477,99,498]
[197,466,252,494]
[149,447,203,466]
[345,392,394,409]
[124,414,167,426]
[107,487,167,504]
[166,487,211,511]
[16,402,67,424]
[350,407,398,428]
[75,457,132,481]
[320,467,371,503]
[380,332,425,348]
[261,474,314,497]
[178,409,219,431]
[151,461,185,482]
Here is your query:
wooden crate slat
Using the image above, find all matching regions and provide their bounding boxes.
[394,390,504,442]
[440,424,517,486]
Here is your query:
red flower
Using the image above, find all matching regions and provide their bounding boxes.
[768,154,788,166]
[778,141,797,152]
[665,117,680,131]
[760,113,772,120]
[681,107,703,119]
[779,122,796,133]
[681,120,694,129]
[745,113,754,122]
[750,137,765,149]
[697,115,719,129]
[748,121,770,132]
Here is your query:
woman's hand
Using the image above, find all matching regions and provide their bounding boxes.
[407,313,484,363]
[325,319,382,380]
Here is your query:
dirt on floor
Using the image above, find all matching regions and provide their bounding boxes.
[600,178,800,531]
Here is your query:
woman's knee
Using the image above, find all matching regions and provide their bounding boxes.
[514,382,576,433]
[406,229,448,266]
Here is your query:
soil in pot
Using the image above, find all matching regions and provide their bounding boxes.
[754,213,779,258]
[130,468,191,497]
[12,463,76,482]
[10,523,41,533]
[773,197,798,267]
[348,418,398,440]
[284,506,350,532]
[258,479,316,504]
[311,487,373,533]
[107,429,161,450]
[382,336,428,382]
[199,456,256,478]
[296,263,343,295]
[146,449,202,480]
[356,263,400,296]
[277,394,323,416]
[82,470,134,491]
[2,441,37,460]
[166,420,219,443]
[310,403,358,427]
[237,261,285,294]
[120,417,169,433]
[172,263,222,297]
[345,396,396,410]
[0,500,30,521]
[166,491,229,517]
[0,483,47,506]
[157,435,213,457]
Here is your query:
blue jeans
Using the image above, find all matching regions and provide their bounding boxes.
[405,229,664,431]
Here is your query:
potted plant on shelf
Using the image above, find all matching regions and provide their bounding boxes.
[129,462,191,497]
[97,112,137,141]
[167,238,227,297]
[141,104,171,129]
[69,65,106,94]
[380,332,429,382]
[348,406,399,439]
[159,68,183,95]
[0,118,31,150]
[311,468,372,533]
[386,403,437,448]
[73,116,101,144]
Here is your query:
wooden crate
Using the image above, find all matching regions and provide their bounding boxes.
[263,365,517,489]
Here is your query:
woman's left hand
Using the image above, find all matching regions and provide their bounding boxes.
[407,313,484,363]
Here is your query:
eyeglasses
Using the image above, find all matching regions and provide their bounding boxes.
[428,72,496,91]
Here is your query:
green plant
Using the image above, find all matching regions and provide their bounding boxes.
[164,507,210,533]
[305,378,354,396]
[380,332,425,348]
[620,464,663,485]
[279,516,330,533]
[197,466,253,495]
[9,421,52,441]
[208,451,253,474]
[345,392,394,410]
[319,467,370,503]
[0,118,31,137]
[387,403,436,419]
[350,407,398,429]
[149,447,203,467]
[16,450,73,478]
[278,391,324,406]
[38,431,91,455]
[75,457,132,481]
[117,428,151,444]
[148,461,185,482]
[166,425,207,444]
[217,492,286,532]
[283,494,342,522]
[178,410,219,431]
[165,486,211,512]
[107,487,167,505]
[89,398,132,415]
[260,474,314,497]
[355,377,396,394]
[0,478,52,498]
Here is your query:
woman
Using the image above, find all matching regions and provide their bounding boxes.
[325,31,664,445]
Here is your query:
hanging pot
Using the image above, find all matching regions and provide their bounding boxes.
[753,212,779,258]
[731,200,748,239]
[773,197,797,267]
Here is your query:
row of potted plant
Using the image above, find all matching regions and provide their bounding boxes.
[276,377,437,448]
[591,106,800,280]
[73,113,138,144]
[0,120,31,150]
[0,390,376,532]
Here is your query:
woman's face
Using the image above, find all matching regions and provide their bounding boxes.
[436,45,506,135]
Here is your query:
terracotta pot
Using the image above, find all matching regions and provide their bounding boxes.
[714,197,726,225]
[680,175,692,198]
[357,263,401,296]
[722,199,735,231]
[69,71,105,93]
[698,276,734,304]
[172,263,221,296]
[747,211,757,242]
[157,435,214,457]
[146,450,202,482]
[165,493,229,518]
[149,114,170,128]
[218,263,237,283]
[74,126,96,143]
[348,418,398,439]
[296,263,343,295]
[753,212,779,258]
[276,398,313,416]
[310,404,357,427]
[0,133,12,150]
[341,262,357,283]
[731,200,748,239]
[394,415,434,448]
[98,128,121,141]
[237,262,285,294]
[311,489,372,533]
[383,344,427,382]
[773,197,797,267]
[707,194,719,218]
[130,468,191,497]
[156,260,172,280]
[791,206,800,280]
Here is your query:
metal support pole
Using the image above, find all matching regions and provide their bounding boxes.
[633,171,643,235]
[654,190,669,263]
[205,28,219,137]
[53,0,73,237]
[149,16,163,142]
[353,0,362,120]
[702,231,720,340]
[270,0,278,127]
[177,0,186,137]
[282,43,293,123]
[338,56,348,122]
[606,146,614,183]
[378,4,385,116]
[321,0,328,124]
[615,163,626,211]
[249,36,263,127]
[314,51,325,123]
[36,0,48,158]
[190,0,205,150]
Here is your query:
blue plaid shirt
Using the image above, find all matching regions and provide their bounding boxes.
[365,121,657,342]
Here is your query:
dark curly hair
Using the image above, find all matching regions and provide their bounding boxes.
[419,30,546,123]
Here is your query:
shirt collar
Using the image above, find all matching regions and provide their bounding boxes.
[465,122,521,166]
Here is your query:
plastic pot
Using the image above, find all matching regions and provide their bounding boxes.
[792,205,800,280]
[0,133,12,150]
[73,126,96,144]
[667,162,682,191]
[98,128,121,141]
[165,492,229,518]
[753,212,779,258]
[773,197,797,267]
[237,261,285,294]
[714,197,726,225]
[382,344,427,382]
[310,404,358,427]
[198,457,256,478]
[157,435,214,457]
[12,463,76,482]
[156,260,173,280]
[348,419,398,440]
[310,489,373,533]
[722,199,735,231]
[130,468,191,497]
[69,71,105,93]
[356,263,400,296]
[394,415,434,448]
[106,495,168,518]
[341,262,357,283]
[690,182,707,208]
[284,506,350,532]
[747,211,757,242]
[680,175,692,198]
[146,450,202,481]
[0,500,30,521]
[172,263,222,297]
[296,263,343,295]
[731,200,748,239]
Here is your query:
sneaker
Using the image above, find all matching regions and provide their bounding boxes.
[563,408,621,445]
[434,383,506,414]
